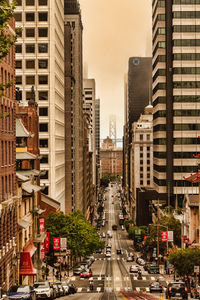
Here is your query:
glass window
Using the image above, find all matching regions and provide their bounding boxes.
[26,0,35,4]
[16,0,22,5]
[26,44,35,53]
[39,107,48,116]
[26,28,35,37]
[40,155,48,163]
[39,123,48,132]
[16,60,22,69]
[39,75,48,84]
[26,13,35,21]
[26,76,35,85]
[40,170,48,179]
[38,12,48,21]
[147,134,150,141]
[38,28,48,37]
[39,139,48,148]
[26,92,32,100]
[147,180,150,185]
[140,180,143,185]
[16,44,22,53]
[39,0,47,4]
[38,60,48,69]
[140,134,143,140]
[16,76,22,85]
[26,60,35,69]
[39,91,48,100]
[14,13,22,22]
[42,186,48,195]
[38,44,48,53]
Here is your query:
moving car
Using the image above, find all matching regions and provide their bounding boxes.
[136,257,145,266]
[107,231,112,238]
[61,282,70,295]
[191,285,200,298]
[116,249,122,254]
[33,282,53,299]
[147,264,160,274]
[68,284,77,294]
[166,282,188,300]
[129,265,140,273]
[150,282,163,293]
[7,285,36,300]
[73,266,86,276]
[54,282,65,297]
[49,283,57,299]
[100,232,106,238]
[106,252,111,257]
[127,256,134,262]
[80,269,92,278]
[112,224,117,230]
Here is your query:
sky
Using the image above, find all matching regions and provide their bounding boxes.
[79,0,152,140]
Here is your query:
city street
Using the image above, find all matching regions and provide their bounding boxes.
[60,183,170,299]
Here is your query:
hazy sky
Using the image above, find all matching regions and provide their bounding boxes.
[79,0,152,140]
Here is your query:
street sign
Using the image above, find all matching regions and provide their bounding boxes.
[60,238,67,250]
[161,231,168,242]
[194,266,199,273]
[53,238,60,250]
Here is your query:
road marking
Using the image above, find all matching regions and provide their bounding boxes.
[151,276,155,281]
[96,287,101,292]
[142,276,146,280]
[71,277,75,281]
[134,276,137,280]
[77,287,82,293]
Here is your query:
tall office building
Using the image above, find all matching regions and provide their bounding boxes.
[95,98,100,190]
[14,0,65,210]
[152,0,200,206]
[83,79,97,204]
[64,0,84,213]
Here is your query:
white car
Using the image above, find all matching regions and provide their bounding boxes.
[106,252,111,257]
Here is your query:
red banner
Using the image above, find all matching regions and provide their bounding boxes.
[44,232,50,252]
[53,237,60,250]
[40,241,45,260]
[39,218,45,234]
[161,231,168,242]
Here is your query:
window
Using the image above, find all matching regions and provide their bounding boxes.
[26,92,32,100]
[26,0,35,4]
[147,167,150,171]
[16,60,22,69]
[38,44,48,53]
[140,153,143,158]
[147,173,150,178]
[140,174,143,178]
[38,12,48,21]
[14,13,22,22]
[26,44,35,53]
[40,155,48,163]
[38,60,48,69]
[140,167,143,171]
[39,123,48,132]
[147,134,150,140]
[140,134,143,141]
[26,13,35,21]
[39,0,47,4]
[147,180,150,185]
[147,160,150,165]
[26,76,35,85]
[42,186,48,195]
[140,180,143,185]
[140,146,143,151]
[85,91,92,95]
[39,139,48,148]
[16,45,22,53]
[26,60,35,69]
[39,107,48,116]
[147,146,150,151]
[38,28,48,37]
[140,160,143,165]
[40,171,48,179]
[16,0,22,5]
[39,91,48,100]
[26,28,35,37]
[147,153,150,158]
[16,76,22,85]
[39,75,48,84]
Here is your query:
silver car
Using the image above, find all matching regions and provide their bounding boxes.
[33,282,53,299]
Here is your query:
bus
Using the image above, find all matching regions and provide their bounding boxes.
[119,214,124,225]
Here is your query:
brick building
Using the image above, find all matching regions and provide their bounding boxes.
[0,18,18,289]
[100,137,123,176]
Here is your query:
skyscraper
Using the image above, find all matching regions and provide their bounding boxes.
[152,0,200,206]
[14,0,65,210]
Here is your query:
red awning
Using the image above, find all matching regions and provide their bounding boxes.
[24,240,37,257]
[19,252,37,276]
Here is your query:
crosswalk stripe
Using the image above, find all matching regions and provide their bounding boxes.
[77,287,82,293]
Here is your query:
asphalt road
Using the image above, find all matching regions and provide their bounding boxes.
[59,183,169,299]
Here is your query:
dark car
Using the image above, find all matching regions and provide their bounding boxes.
[54,282,64,297]
[7,285,36,300]
[147,264,160,274]
[68,284,77,294]
[150,282,163,293]
[166,282,188,300]
[96,249,102,254]
[116,249,122,255]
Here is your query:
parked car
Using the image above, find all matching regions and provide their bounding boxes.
[54,282,64,297]
[68,284,77,294]
[129,265,140,273]
[127,256,134,262]
[7,285,36,300]
[96,249,102,254]
[100,232,106,238]
[147,264,160,274]
[73,266,86,276]
[191,285,200,298]
[106,244,112,249]
[136,257,145,266]
[112,224,117,230]
[33,282,53,300]
[166,282,188,300]
[106,252,111,257]
[116,249,122,254]
[49,283,57,299]
[61,282,70,295]
[80,269,92,278]
[149,282,163,293]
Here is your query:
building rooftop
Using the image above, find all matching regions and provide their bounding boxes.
[64,0,80,15]
[16,152,37,160]
[16,118,30,137]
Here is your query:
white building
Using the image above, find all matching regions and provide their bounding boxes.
[14,0,65,210]
[130,105,153,219]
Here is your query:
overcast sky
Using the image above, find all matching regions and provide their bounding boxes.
[79,0,152,140]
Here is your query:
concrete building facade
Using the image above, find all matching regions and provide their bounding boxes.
[64,0,84,213]
[14,0,65,210]
[152,0,200,206]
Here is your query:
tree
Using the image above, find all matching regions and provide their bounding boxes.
[169,248,200,277]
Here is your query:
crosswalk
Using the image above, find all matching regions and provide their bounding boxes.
[95,257,128,261]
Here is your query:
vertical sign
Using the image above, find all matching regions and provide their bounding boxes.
[53,238,60,250]
[40,241,45,260]
[60,238,67,250]
[168,231,174,242]
[39,218,45,233]
[44,232,50,253]
[161,231,168,242]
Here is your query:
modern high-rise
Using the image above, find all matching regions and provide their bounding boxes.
[83,79,97,205]
[152,0,200,206]
[64,0,84,213]
[14,0,65,210]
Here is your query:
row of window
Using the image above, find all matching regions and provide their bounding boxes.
[174,25,200,33]
[16,43,48,54]
[139,134,151,141]
[16,0,47,5]
[154,137,200,145]
[173,11,200,19]
[154,109,200,118]
[1,141,15,167]
[154,151,200,159]
[14,12,48,22]
[0,105,14,132]
[153,177,198,187]
[0,68,14,100]
[140,146,151,151]
[16,90,48,101]
[152,0,165,20]
[16,59,48,69]
[140,153,151,158]
[153,81,200,94]
[153,67,200,81]
[154,123,200,131]
[154,164,198,173]
[153,14,165,32]
[173,0,200,4]
[17,28,48,38]
[140,180,151,186]
[140,166,151,171]
[16,75,48,85]
[140,160,151,165]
